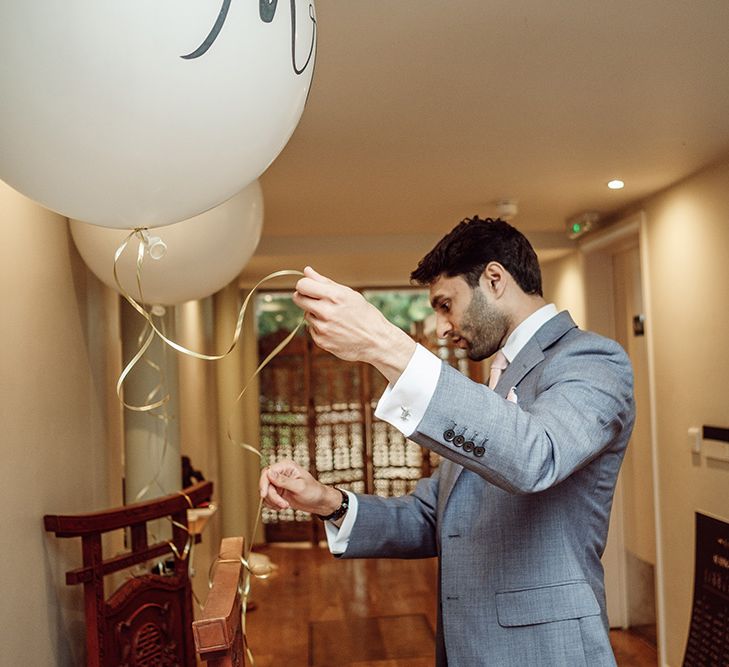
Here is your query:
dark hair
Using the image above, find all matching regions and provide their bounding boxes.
[410,216,542,296]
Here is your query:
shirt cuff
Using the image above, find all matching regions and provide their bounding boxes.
[324,490,358,555]
[374,343,442,437]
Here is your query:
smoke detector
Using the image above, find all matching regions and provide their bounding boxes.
[494,199,518,220]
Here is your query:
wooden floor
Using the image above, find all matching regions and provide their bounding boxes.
[245,544,657,667]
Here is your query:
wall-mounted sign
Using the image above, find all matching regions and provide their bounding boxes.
[683,512,729,666]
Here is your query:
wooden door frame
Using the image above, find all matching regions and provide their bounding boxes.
[580,211,666,661]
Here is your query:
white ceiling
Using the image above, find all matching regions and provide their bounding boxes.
[243,0,729,286]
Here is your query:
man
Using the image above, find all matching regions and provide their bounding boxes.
[259,216,635,666]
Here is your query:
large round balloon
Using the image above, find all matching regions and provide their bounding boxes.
[70,181,264,305]
[0,1,316,228]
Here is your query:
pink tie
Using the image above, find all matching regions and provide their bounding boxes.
[488,350,509,390]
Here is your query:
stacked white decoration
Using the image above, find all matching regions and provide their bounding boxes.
[0,2,316,534]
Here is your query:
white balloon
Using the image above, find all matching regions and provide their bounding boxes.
[0,1,315,228]
[70,181,264,305]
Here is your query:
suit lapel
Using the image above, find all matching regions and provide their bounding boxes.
[495,342,543,395]
[496,310,576,394]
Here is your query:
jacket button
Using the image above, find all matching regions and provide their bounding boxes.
[462,441,474,452]
[444,429,455,441]
[453,434,465,446]
[474,446,485,457]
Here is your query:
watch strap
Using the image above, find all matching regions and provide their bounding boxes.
[316,488,349,522]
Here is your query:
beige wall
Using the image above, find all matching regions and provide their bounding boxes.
[0,182,120,665]
[541,250,586,328]
[640,160,729,665]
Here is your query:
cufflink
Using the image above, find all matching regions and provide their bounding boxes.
[400,405,411,421]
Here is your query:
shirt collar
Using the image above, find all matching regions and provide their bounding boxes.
[501,303,558,363]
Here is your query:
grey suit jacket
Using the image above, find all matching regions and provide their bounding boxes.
[342,312,635,666]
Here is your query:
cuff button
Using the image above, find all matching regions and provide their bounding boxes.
[474,446,485,457]
[453,434,465,446]
[462,441,474,452]
[444,429,456,441]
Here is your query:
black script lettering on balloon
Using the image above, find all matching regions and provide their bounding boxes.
[180,0,231,59]
[181,0,316,76]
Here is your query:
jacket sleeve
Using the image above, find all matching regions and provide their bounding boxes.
[341,466,440,559]
[411,337,635,494]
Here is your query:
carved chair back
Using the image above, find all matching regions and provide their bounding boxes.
[44,481,213,667]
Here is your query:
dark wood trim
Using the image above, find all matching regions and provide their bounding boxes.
[44,480,212,536]
[65,535,203,585]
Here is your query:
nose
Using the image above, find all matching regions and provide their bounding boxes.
[435,314,453,340]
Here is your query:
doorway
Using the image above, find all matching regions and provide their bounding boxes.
[581,213,659,648]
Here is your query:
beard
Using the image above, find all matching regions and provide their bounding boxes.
[457,289,509,361]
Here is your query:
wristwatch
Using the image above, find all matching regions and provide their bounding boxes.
[316,488,349,522]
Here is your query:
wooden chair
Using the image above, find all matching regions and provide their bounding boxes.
[193,536,246,667]
[44,480,213,667]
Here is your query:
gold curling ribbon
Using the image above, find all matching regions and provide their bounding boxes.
[114,229,303,366]
[113,228,306,665]
[113,228,304,462]
[167,490,194,562]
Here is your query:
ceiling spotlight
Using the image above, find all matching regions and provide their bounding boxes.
[494,199,518,220]
[607,179,625,190]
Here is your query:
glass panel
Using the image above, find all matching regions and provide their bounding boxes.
[362,289,431,331]
[256,293,304,337]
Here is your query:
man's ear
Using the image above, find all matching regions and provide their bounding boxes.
[481,262,508,297]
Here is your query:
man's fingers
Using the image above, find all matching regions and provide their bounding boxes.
[264,484,290,510]
[295,276,338,301]
[259,466,278,498]
[259,468,281,509]
[259,468,270,498]
[260,464,297,510]
[303,266,336,284]
[269,472,303,493]
[293,290,326,316]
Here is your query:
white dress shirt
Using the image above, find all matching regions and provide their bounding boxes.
[324,303,559,553]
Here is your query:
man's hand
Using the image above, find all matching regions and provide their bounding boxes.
[259,460,342,516]
[293,266,417,384]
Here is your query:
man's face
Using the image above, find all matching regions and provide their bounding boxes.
[429,274,508,361]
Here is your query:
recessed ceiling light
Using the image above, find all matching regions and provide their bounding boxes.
[607,179,625,190]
